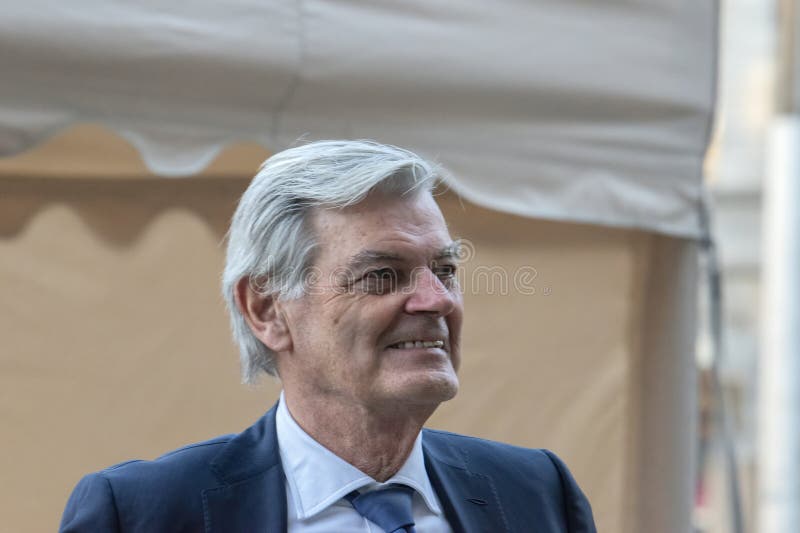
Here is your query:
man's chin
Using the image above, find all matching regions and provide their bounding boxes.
[385,372,459,407]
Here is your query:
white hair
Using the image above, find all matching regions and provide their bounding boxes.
[222,140,440,383]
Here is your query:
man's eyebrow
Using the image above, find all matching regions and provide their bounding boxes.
[344,250,404,271]
[435,241,463,261]
[345,241,462,271]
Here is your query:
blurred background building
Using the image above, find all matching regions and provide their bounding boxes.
[700,0,798,532]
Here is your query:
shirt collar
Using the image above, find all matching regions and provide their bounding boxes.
[275,391,443,520]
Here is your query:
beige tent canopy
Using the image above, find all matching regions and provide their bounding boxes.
[0,2,717,532]
[1,0,716,236]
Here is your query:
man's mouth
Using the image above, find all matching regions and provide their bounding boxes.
[387,340,445,350]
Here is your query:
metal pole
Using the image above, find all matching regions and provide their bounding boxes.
[700,195,745,533]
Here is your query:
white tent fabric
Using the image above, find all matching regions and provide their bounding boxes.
[0,0,717,238]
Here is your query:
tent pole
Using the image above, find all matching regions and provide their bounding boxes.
[628,235,698,533]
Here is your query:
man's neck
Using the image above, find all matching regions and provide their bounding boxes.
[282,390,436,482]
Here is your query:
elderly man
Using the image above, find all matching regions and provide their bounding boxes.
[61,141,596,532]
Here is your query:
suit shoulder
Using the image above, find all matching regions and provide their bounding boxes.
[95,433,234,489]
[425,428,583,483]
[423,428,553,464]
[423,429,596,532]
[61,434,236,532]
[423,429,567,488]
[102,433,233,470]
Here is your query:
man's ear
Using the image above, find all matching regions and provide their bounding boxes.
[234,277,293,353]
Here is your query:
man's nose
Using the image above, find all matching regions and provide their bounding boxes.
[404,268,457,316]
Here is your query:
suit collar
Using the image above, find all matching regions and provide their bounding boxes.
[203,404,287,533]
[275,393,443,519]
[201,405,509,533]
[422,429,509,533]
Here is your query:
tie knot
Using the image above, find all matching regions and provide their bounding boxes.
[346,484,417,533]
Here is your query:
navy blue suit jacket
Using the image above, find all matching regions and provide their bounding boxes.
[61,405,596,532]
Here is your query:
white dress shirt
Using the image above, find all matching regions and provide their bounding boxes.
[275,393,453,532]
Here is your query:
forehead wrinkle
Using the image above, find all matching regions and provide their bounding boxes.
[312,196,455,273]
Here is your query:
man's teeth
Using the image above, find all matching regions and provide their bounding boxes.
[390,340,445,349]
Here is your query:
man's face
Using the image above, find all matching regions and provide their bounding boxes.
[278,192,463,412]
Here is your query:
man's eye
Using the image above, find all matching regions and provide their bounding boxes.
[361,268,398,294]
[433,264,458,280]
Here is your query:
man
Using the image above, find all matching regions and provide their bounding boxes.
[61,140,596,532]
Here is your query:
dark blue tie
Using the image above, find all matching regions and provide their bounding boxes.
[345,484,417,533]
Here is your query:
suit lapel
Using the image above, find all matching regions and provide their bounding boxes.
[423,431,509,533]
[203,405,287,533]
[200,408,511,533]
